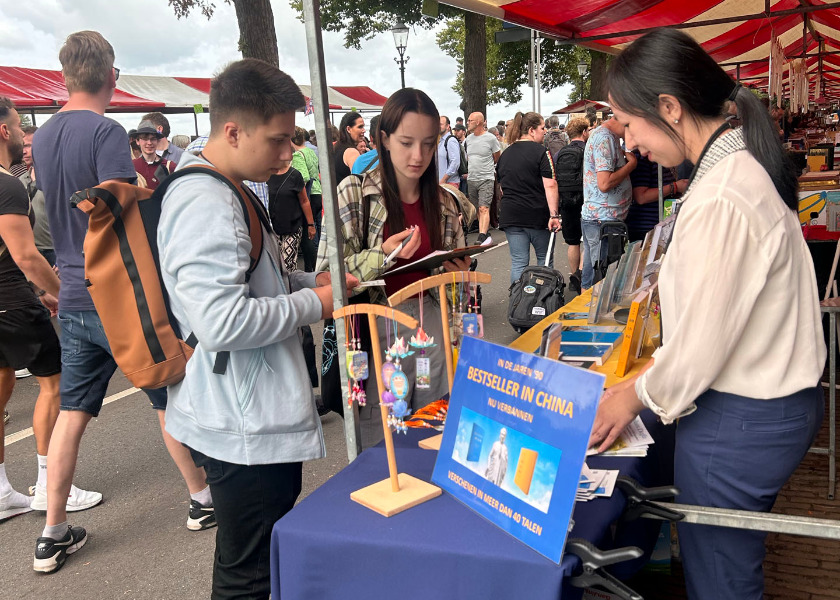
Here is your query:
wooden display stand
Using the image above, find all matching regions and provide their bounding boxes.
[333,303,442,517]
[387,271,492,451]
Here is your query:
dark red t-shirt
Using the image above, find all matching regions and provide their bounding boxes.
[383,199,433,297]
[132,156,176,191]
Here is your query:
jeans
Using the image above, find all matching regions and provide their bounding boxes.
[580,220,603,290]
[675,386,822,600]
[57,310,166,416]
[189,448,303,600]
[504,227,553,285]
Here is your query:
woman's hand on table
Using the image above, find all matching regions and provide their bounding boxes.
[443,257,472,272]
[589,375,645,454]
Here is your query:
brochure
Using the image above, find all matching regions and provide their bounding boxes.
[384,242,500,276]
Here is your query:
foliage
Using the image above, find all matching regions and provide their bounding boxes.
[288,0,461,50]
[166,0,220,19]
[437,16,597,107]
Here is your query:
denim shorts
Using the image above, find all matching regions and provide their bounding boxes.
[58,310,167,416]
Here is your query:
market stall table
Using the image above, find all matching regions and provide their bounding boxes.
[270,291,674,599]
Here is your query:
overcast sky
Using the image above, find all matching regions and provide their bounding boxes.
[0,0,574,137]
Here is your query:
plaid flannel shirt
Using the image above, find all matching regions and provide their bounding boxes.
[316,170,465,304]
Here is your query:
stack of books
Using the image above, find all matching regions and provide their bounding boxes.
[558,325,623,367]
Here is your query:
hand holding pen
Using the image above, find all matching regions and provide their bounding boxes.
[381,226,420,267]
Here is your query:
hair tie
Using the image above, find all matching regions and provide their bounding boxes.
[728,83,742,102]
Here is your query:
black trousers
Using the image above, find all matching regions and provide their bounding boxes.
[188,448,302,600]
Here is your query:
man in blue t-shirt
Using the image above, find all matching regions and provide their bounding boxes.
[581,116,636,289]
[31,31,213,576]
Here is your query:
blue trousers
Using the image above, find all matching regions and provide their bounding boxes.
[504,227,553,285]
[675,386,823,600]
[580,220,602,289]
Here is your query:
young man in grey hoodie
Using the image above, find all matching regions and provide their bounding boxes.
[157,59,357,600]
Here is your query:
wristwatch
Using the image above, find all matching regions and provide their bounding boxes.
[36,289,47,297]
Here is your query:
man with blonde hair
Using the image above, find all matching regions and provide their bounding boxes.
[31,30,213,575]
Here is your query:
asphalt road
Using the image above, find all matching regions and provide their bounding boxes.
[0,229,574,600]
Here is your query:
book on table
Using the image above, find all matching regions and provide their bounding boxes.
[559,343,614,366]
[560,327,623,348]
[614,287,651,378]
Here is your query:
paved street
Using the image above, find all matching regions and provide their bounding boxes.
[0,229,574,600]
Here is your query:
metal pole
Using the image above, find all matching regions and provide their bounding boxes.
[302,0,362,461]
[530,30,536,111]
[400,55,406,90]
[193,112,199,137]
[657,164,664,223]
[30,110,37,127]
[643,503,840,540]
[536,34,542,115]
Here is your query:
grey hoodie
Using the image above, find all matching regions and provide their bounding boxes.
[157,152,326,465]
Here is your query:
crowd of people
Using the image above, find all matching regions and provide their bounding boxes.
[0,25,828,600]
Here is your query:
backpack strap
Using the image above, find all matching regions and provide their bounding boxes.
[153,165,265,281]
[154,165,268,376]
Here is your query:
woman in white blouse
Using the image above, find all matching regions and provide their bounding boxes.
[589,29,826,600]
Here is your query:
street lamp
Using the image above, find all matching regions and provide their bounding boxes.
[577,59,589,101]
[391,21,410,89]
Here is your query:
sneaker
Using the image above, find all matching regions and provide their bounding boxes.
[33,525,87,573]
[477,232,492,246]
[15,368,32,379]
[0,489,34,522]
[569,269,582,295]
[30,483,103,512]
[3,410,8,425]
[187,500,216,531]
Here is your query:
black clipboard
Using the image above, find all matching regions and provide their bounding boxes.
[384,242,499,276]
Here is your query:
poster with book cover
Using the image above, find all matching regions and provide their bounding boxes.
[432,337,605,563]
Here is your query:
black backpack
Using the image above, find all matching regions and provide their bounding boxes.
[508,233,565,332]
[554,143,584,189]
[444,134,468,177]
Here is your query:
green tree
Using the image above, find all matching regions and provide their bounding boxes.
[437,16,610,110]
[166,0,279,67]
[289,0,491,117]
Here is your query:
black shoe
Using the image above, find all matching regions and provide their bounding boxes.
[569,270,582,295]
[33,525,87,573]
[187,500,217,531]
[317,405,331,417]
[477,232,489,245]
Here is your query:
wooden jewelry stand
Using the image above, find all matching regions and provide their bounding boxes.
[387,271,492,451]
[334,303,442,517]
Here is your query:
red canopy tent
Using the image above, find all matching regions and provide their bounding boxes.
[552,99,610,115]
[0,67,389,114]
[442,0,840,102]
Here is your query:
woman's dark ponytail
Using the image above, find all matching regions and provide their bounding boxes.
[607,28,798,211]
[730,86,799,210]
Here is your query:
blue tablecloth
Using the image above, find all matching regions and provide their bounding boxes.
[271,411,674,600]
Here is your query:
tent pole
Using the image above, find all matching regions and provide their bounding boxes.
[194,112,199,137]
[302,0,362,462]
[30,110,37,127]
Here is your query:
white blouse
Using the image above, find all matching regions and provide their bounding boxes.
[636,144,826,424]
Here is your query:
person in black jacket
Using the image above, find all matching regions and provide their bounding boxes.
[553,117,590,293]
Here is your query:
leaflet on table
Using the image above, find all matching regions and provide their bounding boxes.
[576,467,619,501]
[586,416,653,457]
[384,242,500,276]
[432,336,605,563]
[560,327,623,348]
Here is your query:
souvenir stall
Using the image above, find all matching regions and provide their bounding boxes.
[285,1,840,599]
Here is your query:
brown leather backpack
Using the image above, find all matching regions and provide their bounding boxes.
[71,165,266,388]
